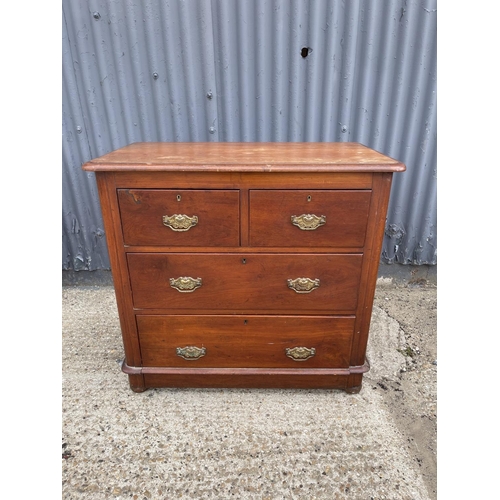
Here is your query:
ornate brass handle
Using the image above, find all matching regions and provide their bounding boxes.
[291,214,326,230]
[163,214,198,231]
[287,277,320,293]
[169,277,202,292]
[285,347,316,361]
[176,346,206,360]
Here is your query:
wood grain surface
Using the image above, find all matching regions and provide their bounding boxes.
[249,189,371,247]
[117,188,240,246]
[127,253,363,312]
[83,142,405,172]
[137,315,355,368]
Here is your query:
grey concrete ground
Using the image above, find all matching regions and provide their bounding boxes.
[62,275,436,499]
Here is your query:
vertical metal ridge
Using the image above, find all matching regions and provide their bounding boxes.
[352,1,384,145]
[160,1,183,141]
[255,0,272,141]
[370,1,400,154]
[318,1,335,141]
[273,0,289,141]
[338,0,361,142]
[304,1,324,141]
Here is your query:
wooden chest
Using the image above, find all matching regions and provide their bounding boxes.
[82,142,405,393]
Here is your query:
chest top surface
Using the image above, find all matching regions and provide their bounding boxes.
[82,142,405,173]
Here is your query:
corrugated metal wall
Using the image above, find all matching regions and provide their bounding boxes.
[62,0,437,271]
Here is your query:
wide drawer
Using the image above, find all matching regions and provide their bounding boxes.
[117,189,240,246]
[137,315,355,368]
[127,253,362,312]
[249,190,371,247]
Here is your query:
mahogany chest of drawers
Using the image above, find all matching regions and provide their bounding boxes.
[83,142,405,393]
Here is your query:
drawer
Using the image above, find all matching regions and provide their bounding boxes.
[137,315,355,368]
[249,190,371,247]
[127,253,362,312]
[117,189,240,246]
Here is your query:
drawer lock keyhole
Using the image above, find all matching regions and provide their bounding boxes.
[176,194,181,201]
[242,258,246,264]
[307,195,312,202]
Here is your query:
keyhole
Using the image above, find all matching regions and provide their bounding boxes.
[244,320,248,325]
[307,195,312,202]
[242,258,246,264]
[176,194,181,201]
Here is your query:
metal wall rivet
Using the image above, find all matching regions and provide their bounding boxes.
[153,72,159,80]
[206,92,213,100]
[209,127,216,134]
[341,125,348,133]
[76,126,82,134]
[93,12,101,20]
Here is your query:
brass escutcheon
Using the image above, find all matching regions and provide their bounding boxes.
[176,346,206,360]
[287,277,320,293]
[285,346,316,361]
[291,214,326,230]
[169,277,202,292]
[163,214,198,231]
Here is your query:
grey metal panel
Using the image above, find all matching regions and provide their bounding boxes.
[62,0,437,270]
[63,8,109,270]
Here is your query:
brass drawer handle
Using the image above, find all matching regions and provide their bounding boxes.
[176,346,206,360]
[291,214,326,230]
[163,214,198,231]
[169,277,202,292]
[285,347,316,361]
[287,277,320,293]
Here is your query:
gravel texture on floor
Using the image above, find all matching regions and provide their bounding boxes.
[62,284,436,500]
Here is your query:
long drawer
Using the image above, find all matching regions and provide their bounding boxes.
[249,190,371,247]
[127,253,363,312]
[117,189,240,246]
[137,315,355,368]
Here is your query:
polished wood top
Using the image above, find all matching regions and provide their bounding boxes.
[82,142,405,172]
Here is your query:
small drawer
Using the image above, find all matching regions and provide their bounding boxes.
[137,315,355,368]
[117,189,239,246]
[127,253,362,312]
[249,190,371,247]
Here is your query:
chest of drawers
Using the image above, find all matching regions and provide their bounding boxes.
[82,142,405,393]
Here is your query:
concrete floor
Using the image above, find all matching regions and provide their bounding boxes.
[62,277,436,499]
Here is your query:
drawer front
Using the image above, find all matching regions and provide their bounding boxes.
[127,253,362,312]
[249,190,371,247]
[117,189,240,246]
[137,315,355,368]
